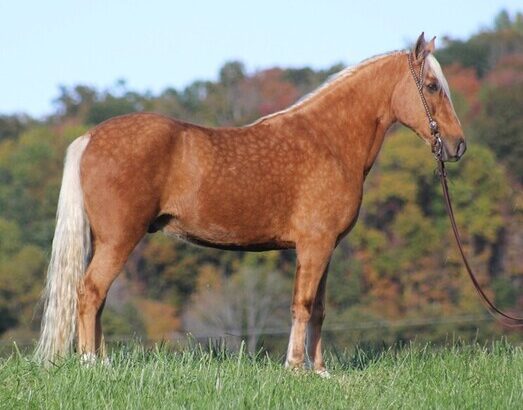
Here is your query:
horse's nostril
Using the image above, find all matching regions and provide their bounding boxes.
[456,139,467,158]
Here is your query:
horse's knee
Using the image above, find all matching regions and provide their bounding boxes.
[291,298,314,322]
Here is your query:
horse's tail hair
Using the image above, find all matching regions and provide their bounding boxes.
[35,134,91,363]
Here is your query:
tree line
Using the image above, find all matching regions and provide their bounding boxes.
[0,10,521,351]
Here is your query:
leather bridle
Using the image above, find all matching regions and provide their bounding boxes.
[408,53,444,159]
[408,53,523,327]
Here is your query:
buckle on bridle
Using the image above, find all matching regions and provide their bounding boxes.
[429,120,442,160]
[432,134,443,160]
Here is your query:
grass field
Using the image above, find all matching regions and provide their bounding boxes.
[0,340,522,409]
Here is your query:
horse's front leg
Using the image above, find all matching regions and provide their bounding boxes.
[286,238,334,370]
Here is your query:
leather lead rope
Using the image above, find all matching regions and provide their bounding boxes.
[408,53,523,327]
[437,160,523,327]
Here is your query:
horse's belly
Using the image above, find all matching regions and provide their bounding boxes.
[161,214,294,251]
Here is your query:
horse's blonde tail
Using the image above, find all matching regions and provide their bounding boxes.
[35,135,91,363]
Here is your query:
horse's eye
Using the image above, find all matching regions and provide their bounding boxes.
[426,82,439,93]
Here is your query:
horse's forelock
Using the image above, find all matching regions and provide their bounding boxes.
[426,54,454,109]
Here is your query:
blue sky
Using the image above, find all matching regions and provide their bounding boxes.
[1,0,521,118]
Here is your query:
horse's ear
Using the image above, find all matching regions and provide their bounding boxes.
[413,32,426,60]
[426,36,436,54]
[412,32,435,62]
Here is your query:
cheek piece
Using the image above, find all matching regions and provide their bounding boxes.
[407,53,443,160]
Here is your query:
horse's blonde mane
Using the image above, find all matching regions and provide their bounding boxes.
[250,50,406,125]
[250,50,456,125]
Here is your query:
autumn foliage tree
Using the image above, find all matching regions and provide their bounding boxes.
[0,10,521,350]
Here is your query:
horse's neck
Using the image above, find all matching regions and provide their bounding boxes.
[277,53,403,175]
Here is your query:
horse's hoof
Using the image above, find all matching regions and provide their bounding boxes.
[315,369,331,379]
[285,360,306,374]
[80,353,97,366]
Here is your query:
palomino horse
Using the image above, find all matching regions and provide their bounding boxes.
[36,33,465,373]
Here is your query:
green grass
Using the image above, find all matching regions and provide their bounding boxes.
[0,341,522,409]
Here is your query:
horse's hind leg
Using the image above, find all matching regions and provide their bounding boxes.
[286,238,334,370]
[77,236,143,359]
[95,298,107,356]
[307,267,329,376]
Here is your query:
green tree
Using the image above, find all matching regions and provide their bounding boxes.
[475,82,523,184]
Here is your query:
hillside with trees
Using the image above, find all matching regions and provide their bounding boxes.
[0,10,521,352]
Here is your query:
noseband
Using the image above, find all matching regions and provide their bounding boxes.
[407,52,523,327]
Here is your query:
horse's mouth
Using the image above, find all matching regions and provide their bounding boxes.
[440,137,466,162]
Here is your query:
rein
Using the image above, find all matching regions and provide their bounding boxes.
[408,54,523,327]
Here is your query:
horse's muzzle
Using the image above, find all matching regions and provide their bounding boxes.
[441,138,466,162]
